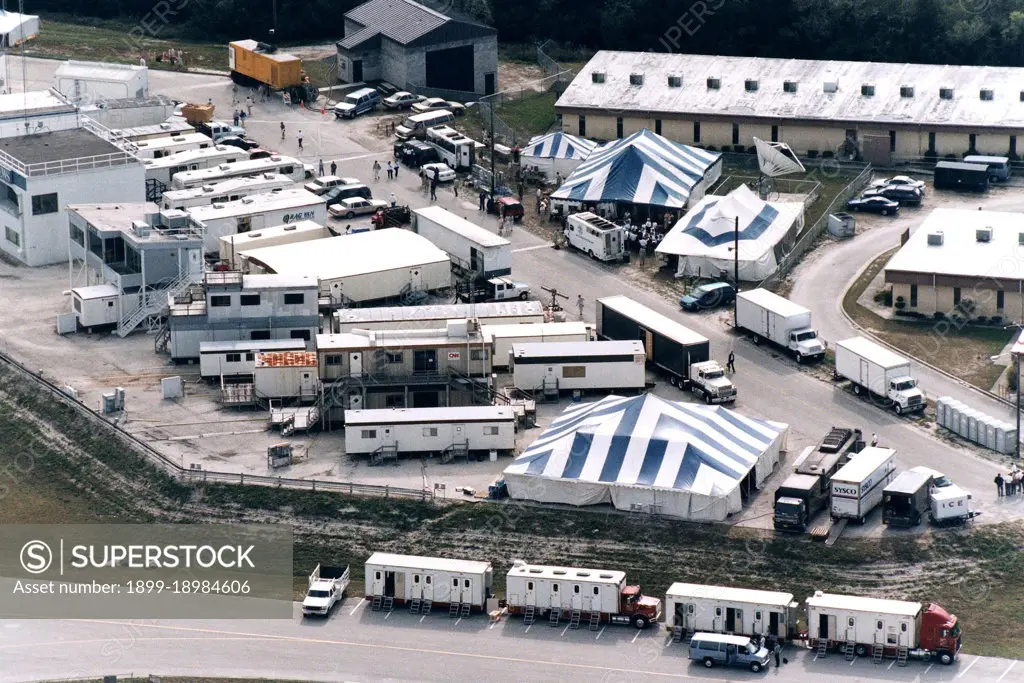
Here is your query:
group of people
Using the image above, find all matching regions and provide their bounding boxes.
[625,218,666,265]
[316,159,339,177]
[755,634,785,667]
[373,159,403,182]
[995,465,1023,496]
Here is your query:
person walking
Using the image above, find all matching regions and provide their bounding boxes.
[297,129,303,150]
[773,641,782,668]
[246,97,253,117]
[453,180,458,198]
[996,472,1005,497]
[430,178,438,201]
[389,191,397,207]
[318,159,325,177]
[232,109,240,126]
[373,160,381,182]
[536,187,543,213]
[1014,469,1022,496]
[871,432,879,447]
[386,161,394,180]
[280,121,286,140]
[239,109,247,127]
[393,160,399,178]
[478,190,487,211]
[497,212,506,235]
[577,295,585,321]
[638,236,648,265]
[727,350,736,374]
[330,160,338,176]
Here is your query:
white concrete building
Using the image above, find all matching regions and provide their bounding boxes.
[0,90,145,266]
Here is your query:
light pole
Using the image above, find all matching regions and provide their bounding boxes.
[465,95,498,198]
[733,214,739,328]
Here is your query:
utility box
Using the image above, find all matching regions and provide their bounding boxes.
[267,443,294,468]
[828,212,856,238]
[161,376,183,399]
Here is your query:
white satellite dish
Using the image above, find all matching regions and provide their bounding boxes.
[753,137,806,177]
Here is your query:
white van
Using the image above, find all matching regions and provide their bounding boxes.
[334,87,381,119]
[688,633,771,672]
[395,110,455,141]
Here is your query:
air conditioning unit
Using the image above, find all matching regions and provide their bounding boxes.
[171,136,185,141]
[241,197,255,204]
[823,81,839,93]
[976,227,992,243]
[218,164,230,170]
[131,220,151,238]
[202,185,215,193]
[1018,232,1024,245]
[927,231,944,246]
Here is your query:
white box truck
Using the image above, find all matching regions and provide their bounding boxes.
[735,288,825,363]
[482,321,591,369]
[302,564,350,617]
[829,446,897,523]
[834,336,925,415]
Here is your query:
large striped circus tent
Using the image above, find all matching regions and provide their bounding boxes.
[520,132,597,182]
[502,394,788,521]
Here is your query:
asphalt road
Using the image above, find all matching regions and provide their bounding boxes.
[2,600,1022,683]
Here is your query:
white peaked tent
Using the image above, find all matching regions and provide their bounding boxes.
[655,184,804,281]
[502,394,788,521]
[520,132,597,182]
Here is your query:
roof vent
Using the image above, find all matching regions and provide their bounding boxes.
[976,227,993,242]
[861,84,875,97]
[707,77,720,90]
[159,123,171,130]
[980,89,994,101]
[591,72,605,84]
[783,81,798,93]
[241,197,255,204]
[629,73,644,86]
[823,81,839,93]
[900,86,914,98]
[940,87,954,100]
[927,231,944,246]
[270,155,282,161]
[745,79,759,92]
[202,185,215,192]
[218,164,230,170]
[667,75,682,88]
[283,225,297,231]
[171,136,185,141]
[212,203,225,209]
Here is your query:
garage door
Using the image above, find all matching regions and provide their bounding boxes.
[426,45,474,92]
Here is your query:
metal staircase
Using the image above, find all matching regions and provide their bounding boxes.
[448,602,460,618]
[588,611,601,631]
[523,605,536,626]
[872,642,884,664]
[459,602,471,618]
[117,271,198,338]
[897,646,909,667]
[672,625,685,643]
[816,638,829,658]
[569,610,582,630]
[421,599,433,616]
[441,440,469,464]
[844,640,856,661]
[382,596,394,612]
[409,599,422,614]
[153,323,170,353]
[548,608,560,626]
[370,595,383,611]
[370,444,399,466]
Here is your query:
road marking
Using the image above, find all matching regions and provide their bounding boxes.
[631,630,641,643]
[560,623,571,637]
[455,618,462,626]
[958,656,980,678]
[489,620,497,630]
[849,656,856,666]
[349,599,366,616]
[524,625,531,634]
[887,658,896,670]
[420,616,426,623]
[595,627,605,641]
[997,661,1017,682]
[512,244,550,253]
[923,663,933,676]
[384,611,392,620]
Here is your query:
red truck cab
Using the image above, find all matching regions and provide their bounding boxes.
[616,585,662,629]
[920,603,961,664]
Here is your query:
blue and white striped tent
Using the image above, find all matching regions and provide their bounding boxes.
[521,132,597,183]
[549,129,722,211]
[503,394,788,521]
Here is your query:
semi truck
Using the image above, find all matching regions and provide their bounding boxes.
[735,288,826,363]
[301,564,350,617]
[882,470,932,527]
[505,560,662,629]
[834,337,925,415]
[806,591,961,665]
[228,40,319,105]
[829,446,897,524]
[596,295,710,387]
[688,360,737,404]
[773,426,863,531]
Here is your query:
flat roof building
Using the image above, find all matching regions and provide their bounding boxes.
[556,51,1024,164]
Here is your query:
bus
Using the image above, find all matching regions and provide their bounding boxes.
[132,132,213,159]
[395,109,456,140]
[161,173,294,210]
[425,125,476,169]
[169,155,305,190]
[962,155,1011,182]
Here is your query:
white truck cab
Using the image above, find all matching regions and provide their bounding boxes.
[788,328,825,361]
[487,276,530,301]
[887,375,925,412]
[689,360,737,404]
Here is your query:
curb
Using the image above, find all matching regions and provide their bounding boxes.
[838,247,1014,411]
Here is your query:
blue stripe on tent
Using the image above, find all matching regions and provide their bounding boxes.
[681,202,781,247]
[523,450,552,475]
[562,432,594,479]
[597,398,644,482]
[635,439,667,486]
[712,408,775,448]
[649,182,671,207]
[672,444,746,489]
[650,413,757,467]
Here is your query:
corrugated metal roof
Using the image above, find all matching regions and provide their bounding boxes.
[507,561,625,585]
[557,50,1024,128]
[344,0,448,45]
[338,26,381,50]
[254,351,318,368]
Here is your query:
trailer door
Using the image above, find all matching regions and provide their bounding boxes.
[411,573,423,600]
[370,568,384,596]
[845,616,857,642]
[524,579,536,606]
[768,611,779,637]
[818,613,830,641]
[549,582,560,610]
[571,584,583,610]
[898,619,911,647]
[452,423,466,447]
[676,602,695,632]
[859,358,870,386]
[382,426,396,448]
[640,328,654,361]
[587,585,600,612]
[349,352,363,377]
[461,577,474,605]
[423,574,434,601]
[753,609,763,635]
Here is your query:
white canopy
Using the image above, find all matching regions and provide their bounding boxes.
[655,184,804,281]
[520,132,597,183]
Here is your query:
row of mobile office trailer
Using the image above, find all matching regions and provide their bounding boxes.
[218,220,332,270]
[170,155,306,189]
[343,406,516,458]
[199,338,307,379]
[162,173,295,211]
[509,340,647,394]
[189,188,328,253]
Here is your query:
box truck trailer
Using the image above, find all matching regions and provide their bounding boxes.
[483,321,591,369]
[735,288,825,363]
[365,552,493,613]
[665,583,799,642]
[773,426,864,531]
[806,591,961,665]
[596,295,710,387]
[834,337,925,415]
[412,205,511,278]
[882,470,932,527]
[510,340,647,394]
[829,446,897,524]
[933,161,989,192]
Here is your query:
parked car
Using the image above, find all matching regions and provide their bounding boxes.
[862,186,922,206]
[248,148,274,160]
[688,633,771,672]
[490,196,524,223]
[412,97,466,116]
[846,195,900,215]
[328,197,389,219]
[909,466,953,488]
[680,282,736,311]
[420,162,456,182]
[217,136,261,151]
[323,184,372,206]
[383,91,425,110]
[304,176,361,195]
[400,140,441,167]
[872,175,926,193]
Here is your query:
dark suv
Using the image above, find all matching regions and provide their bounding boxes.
[323,184,372,206]
[680,282,736,311]
[401,140,440,167]
[862,186,922,206]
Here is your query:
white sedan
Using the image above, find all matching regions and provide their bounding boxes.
[420,162,456,182]
[411,97,466,115]
[382,91,424,110]
[328,197,388,219]
[872,175,926,193]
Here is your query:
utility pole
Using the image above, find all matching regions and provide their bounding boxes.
[733,214,739,328]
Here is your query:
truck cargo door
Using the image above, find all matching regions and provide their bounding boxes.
[461,578,473,604]
[423,574,434,601]
[859,358,870,386]
[640,329,654,361]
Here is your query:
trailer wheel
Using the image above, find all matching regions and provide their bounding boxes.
[631,614,649,629]
[752,335,761,345]
[852,384,862,396]
[703,657,715,668]
[854,644,868,657]
[939,652,954,665]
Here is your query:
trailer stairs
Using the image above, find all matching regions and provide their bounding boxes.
[409,598,433,616]
[523,604,536,626]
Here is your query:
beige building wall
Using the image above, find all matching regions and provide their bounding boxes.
[974,133,1012,156]
[777,124,846,154]
[891,283,1024,322]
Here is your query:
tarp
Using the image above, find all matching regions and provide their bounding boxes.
[503,394,788,521]
[549,129,722,210]
[655,184,804,281]
[521,132,597,183]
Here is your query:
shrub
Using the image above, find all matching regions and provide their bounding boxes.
[873,289,893,306]
[924,149,938,159]
[933,311,946,320]
[1009,370,1018,393]
[894,294,905,309]
[991,315,1003,325]
[807,150,820,158]
[822,150,835,159]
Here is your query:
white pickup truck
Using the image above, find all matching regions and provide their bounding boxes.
[301,564,350,617]
[688,360,737,404]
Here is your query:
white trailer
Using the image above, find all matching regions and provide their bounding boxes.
[505,560,662,629]
[665,583,799,641]
[930,484,975,525]
[110,119,195,142]
[344,406,516,456]
[806,591,961,664]
[240,229,452,305]
[218,220,331,269]
[510,340,646,393]
[829,446,897,523]
[834,336,925,415]
[252,351,319,399]
[189,188,327,252]
[335,300,544,333]
[70,283,121,330]
[162,173,294,211]
[143,146,245,187]
[412,205,511,277]
[132,132,213,159]
[365,552,494,612]
[483,321,591,369]
[735,288,825,363]
[564,212,627,262]
[199,339,307,379]
[54,60,148,102]
[170,155,305,189]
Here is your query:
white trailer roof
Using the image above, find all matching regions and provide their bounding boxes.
[336,300,543,325]
[56,60,146,83]
[482,321,588,340]
[806,591,921,617]
[931,484,970,503]
[174,156,301,184]
[836,336,909,369]
[884,470,933,496]
[222,220,325,243]
[134,132,212,150]
[831,447,896,483]
[189,188,323,221]
[666,583,795,607]
[164,175,292,203]
[200,339,306,353]
[241,273,317,290]
[365,552,491,575]
[507,560,625,585]
[317,330,484,352]
[110,120,195,140]
[414,206,510,249]
[240,229,450,280]
[736,288,809,318]
[345,406,515,426]
[72,283,119,300]
[512,340,643,358]
[143,145,240,170]
[598,295,708,346]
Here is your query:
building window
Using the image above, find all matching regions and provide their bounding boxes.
[928,132,936,153]
[245,352,254,361]
[4,226,19,246]
[210,295,231,307]
[616,117,623,139]
[783,81,798,93]
[998,290,1005,310]
[771,125,779,142]
[573,585,580,594]
[563,365,586,378]
[284,292,305,305]
[591,72,605,84]
[325,354,342,366]
[385,394,404,408]
[940,87,954,100]
[900,86,914,98]
[361,429,377,439]
[70,224,85,246]
[693,121,701,143]
[629,74,643,86]
[953,288,961,305]
[980,89,994,101]
[707,77,720,90]
[240,294,260,306]
[969,133,977,151]
[655,119,662,135]
[470,349,487,361]
[889,130,896,153]
[225,353,242,363]
[423,427,438,437]
[578,115,586,137]
[732,123,740,145]
[484,426,499,435]
[386,352,403,364]
[667,76,681,88]
[744,79,758,92]
[290,329,311,341]
[861,84,875,97]
[31,193,58,215]
[910,285,918,307]
[250,330,271,340]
